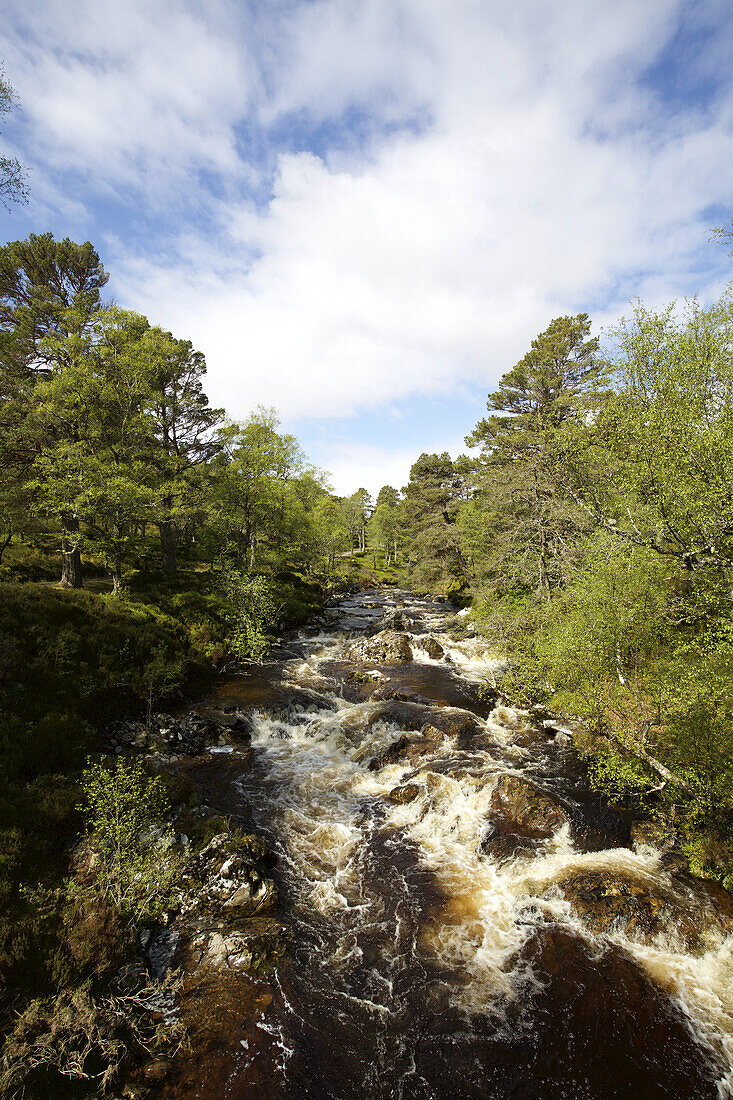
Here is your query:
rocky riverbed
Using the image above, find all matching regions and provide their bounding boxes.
[123,588,733,1099]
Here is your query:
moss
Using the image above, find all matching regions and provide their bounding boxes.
[0,584,210,781]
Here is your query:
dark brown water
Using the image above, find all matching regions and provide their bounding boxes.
[178,589,733,1099]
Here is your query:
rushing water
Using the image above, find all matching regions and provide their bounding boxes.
[195,589,733,1100]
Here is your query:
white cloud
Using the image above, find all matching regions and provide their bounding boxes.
[312,437,473,501]
[4,0,733,460]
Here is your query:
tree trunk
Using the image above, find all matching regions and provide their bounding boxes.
[159,519,177,574]
[111,555,123,596]
[60,515,83,589]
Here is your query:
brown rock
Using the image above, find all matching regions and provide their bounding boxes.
[490,774,570,837]
[422,636,444,659]
[556,870,668,940]
[388,782,422,804]
[348,630,413,664]
[555,867,733,950]
[187,916,289,974]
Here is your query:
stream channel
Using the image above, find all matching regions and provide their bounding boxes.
[168,588,733,1100]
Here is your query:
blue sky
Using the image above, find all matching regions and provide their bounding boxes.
[2,0,732,495]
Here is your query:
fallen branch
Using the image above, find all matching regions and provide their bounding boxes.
[602,730,695,797]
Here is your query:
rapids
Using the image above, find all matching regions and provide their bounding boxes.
[190,589,733,1099]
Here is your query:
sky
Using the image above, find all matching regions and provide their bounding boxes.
[2,0,732,496]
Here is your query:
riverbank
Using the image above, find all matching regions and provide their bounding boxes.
[4,586,733,1098]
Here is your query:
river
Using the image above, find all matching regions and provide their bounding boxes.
[174,588,733,1099]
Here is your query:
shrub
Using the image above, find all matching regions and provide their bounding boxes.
[221,570,278,660]
[79,758,183,925]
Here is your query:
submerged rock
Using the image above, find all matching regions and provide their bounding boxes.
[502,927,723,1099]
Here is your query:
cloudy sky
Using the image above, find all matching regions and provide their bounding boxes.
[2,0,732,495]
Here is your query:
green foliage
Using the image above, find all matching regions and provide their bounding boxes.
[466,313,604,599]
[582,744,653,800]
[79,758,181,924]
[0,69,29,208]
[0,584,202,781]
[463,300,733,874]
[222,569,279,660]
[402,453,470,592]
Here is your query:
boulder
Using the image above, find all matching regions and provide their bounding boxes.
[482,774,571,860]
[368,609,410,634]
[556,870,668,941]
[490,774,570,837]
[188,916,289,974]
[348,630,413,664]
[185,832,277,918]
[370,687,433,705]
[388,782,422,804]
[554,867,733,950]
[422,636,444,659]
[368,727,445,771]
[423,710,483,741]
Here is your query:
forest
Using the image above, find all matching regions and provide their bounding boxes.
[2,225,733,1091]
[3,226,733,866]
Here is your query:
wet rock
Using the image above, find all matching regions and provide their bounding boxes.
[554,867,733,950]
[490,774,570,836]
[673,870,733,930]
[556,870,668,940]
[346,670,384,684]
[422,710,483,742]
[630,819,671,849]
[422,636,444,659]
[368,699,482,737]
[501,927,722,1099]
[103,709,253,757]
[368,609,410,634]
[348,629,413,664]
[388,782,422,804]
[142,1058,172,1083]
[370,687,433,705]
[368,735,412,770]
[368,727,446,770]
[201,710,254,744]
[482,774,571,860]
[187,916,289,974]
[186,832,277,918]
